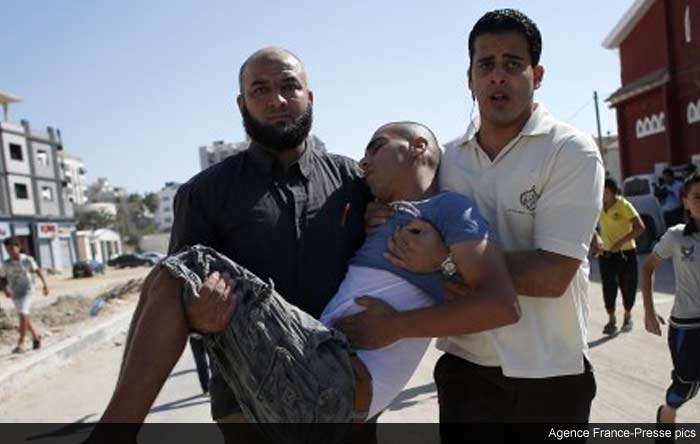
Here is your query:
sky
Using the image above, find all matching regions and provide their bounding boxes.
[1,0,634,194]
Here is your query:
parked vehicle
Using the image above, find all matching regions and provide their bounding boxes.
[141,251,166,263]
[73,259,106,278]
[622,164,697,253]
[107,254,156,268]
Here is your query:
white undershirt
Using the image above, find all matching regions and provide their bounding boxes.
[319,265,434,418]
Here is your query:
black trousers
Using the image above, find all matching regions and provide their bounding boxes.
[599,249,638,312]
[435,353,596,443]
[189,337,211,393]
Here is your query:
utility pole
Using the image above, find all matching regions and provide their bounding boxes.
[594,91,604,153]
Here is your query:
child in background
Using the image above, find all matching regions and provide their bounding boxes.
[1,237,49,353]
[642,171,700,427]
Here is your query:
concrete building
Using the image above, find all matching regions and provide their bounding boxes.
[198,134,328,171]
[75,228,122,264]
[199,140,248,170]
[0,107,78,270]
[86,177,126,203]
[155,182,180,231]
[604,0,700,178]
[60,153,88,205]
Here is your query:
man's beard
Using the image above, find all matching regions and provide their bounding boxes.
[241,104,313,152]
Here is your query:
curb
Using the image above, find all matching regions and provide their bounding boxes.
[0,310,133,401]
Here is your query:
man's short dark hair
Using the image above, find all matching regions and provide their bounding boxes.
[662,167,673,177]
[468,9,542,67]
[3,237,21,248]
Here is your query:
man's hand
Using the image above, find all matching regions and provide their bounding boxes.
[644,310,665,336]
[364,201,394,233]
[385,220,448,273]
[333,296,399,350]
[186,272,238,334]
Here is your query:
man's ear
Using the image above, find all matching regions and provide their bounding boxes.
[308,89,314,104]
[467,67,474,100]
[410,137,429,158]
[533,65,545,90]
[236,95,245,113]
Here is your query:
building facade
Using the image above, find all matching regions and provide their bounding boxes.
[0,119,78,269]
[155,182,180,231]
[604,0,700,178]
[199,140,248,170]
[76,228,122,264]
[60,153,88,205]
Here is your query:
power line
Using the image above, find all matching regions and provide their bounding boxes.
[565,98,593,123]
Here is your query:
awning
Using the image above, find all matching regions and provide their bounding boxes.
[606,68,669,106]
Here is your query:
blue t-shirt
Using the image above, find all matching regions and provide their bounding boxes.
[350,191,494,303]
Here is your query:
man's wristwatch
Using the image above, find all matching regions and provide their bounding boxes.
[440,254,458,280]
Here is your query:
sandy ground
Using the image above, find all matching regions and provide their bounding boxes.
[0,267,148,357]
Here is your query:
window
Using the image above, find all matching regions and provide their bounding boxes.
[14,183,29,199]
[163,206,171,212]
[164,217,172,224]
[9,143,23,161]
[41,186,54,201]
[36,149,50,167]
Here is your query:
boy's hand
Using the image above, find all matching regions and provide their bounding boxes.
[365,201,394,234]
[644,310,665,336]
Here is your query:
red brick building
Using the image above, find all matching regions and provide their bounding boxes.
[604,0,700,178]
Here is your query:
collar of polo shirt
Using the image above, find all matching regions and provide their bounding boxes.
[457,102,555,150]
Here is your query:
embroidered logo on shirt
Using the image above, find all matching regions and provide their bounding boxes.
[519,185,540,212]
[681,244,695,261]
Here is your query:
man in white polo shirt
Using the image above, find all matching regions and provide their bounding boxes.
[352,9,604,427]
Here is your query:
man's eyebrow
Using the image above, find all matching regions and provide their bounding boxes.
[365,136,387,151]
[503,53,525,61]
[249,79,270,88]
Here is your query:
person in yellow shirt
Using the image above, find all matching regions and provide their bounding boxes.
[592,178,645,335]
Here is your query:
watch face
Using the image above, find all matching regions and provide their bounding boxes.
[442,259,457,276]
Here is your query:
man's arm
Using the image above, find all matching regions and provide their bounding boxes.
[384,223,581,298]
[504,250,580,297]
[334,236,520,349]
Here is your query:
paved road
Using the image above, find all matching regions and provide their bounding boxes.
[1,255,698,430]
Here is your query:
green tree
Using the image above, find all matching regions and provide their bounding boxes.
[144,193,160,213]
[77,210,116,230]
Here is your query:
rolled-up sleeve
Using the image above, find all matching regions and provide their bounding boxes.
[534,135,605,261]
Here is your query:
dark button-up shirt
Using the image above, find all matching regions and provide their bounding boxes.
[169,136,370,419]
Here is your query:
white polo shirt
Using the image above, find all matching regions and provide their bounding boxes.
[438,103,605,378]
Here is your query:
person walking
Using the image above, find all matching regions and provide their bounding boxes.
[1,237,49,353]
[594,178,645,335]
[641,171,700,429]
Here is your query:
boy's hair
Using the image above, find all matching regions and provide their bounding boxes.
[468,9,542,74]
[604,178,620,195]
[3,237,21,248]
[682,170,700,236]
